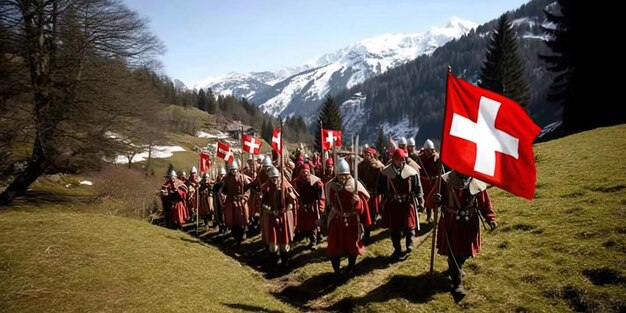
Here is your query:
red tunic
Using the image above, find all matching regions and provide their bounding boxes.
[221,172,251,228]
[197,180,213,218]
[293,175,326,232]
[436,182,496,257]
[161,179,189,227]
[260,179,298,244]
[417,151,443,208]
[379,165,420,231]
[325,177,369,257]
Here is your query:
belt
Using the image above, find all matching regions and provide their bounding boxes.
[262,204,292,215]
[420,176,439,181]
[332,209,356,218]
[392,194,411,203]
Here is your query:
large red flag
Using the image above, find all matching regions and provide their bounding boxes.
[199,152,211,173]
[242,134,262,154]
[271,128,282,155]
[441,72,541,199]
[216,142,234,163]
[321,128,342,150]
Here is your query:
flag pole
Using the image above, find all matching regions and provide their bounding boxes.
[429,65,452,275]
[321,121,325,175]
[196,151,200,235]
[240,126,245,172]
[280,119,285,209]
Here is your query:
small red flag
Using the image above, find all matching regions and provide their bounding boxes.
[242,134,262,154]
[321,128,342,151]
[271,128,282,155]
[216,141,234,163]
[441,72,541,199]
[199,152,211,173]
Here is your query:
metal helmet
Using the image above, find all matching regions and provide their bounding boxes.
[407,137,416,147]
[262,156,272,167]
[336,158,350,175]
[202,172,208,179]
[181,171,187,177]
[423,139,435,150]
[191,166,197,173]
[218,168,226,176]
[268,166,280,178]
[257,154,264,161]
[398,137,407,146]
[227,160,239,170]
[170,170,177,177]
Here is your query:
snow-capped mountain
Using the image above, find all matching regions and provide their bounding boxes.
[253,16,477,118]
[193,17,477,116]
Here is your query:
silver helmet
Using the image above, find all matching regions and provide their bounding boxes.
[423,139,435,150]
[191,166,197,173]
[227,160,239,170]
[407,137,416,147]
[398,137,407,146]
[336,158,350,175]
[268,166,280,178]
[262,156,272,167]
[218,168,226,176]
[170,170,177,177]
[181,171,187,177]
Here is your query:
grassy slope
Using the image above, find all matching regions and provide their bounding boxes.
[1,124,625,313]
[0,182,296,313]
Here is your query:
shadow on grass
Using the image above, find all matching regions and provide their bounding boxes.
[222,302,288,313]
[278,271,343,307]
[323,272,451,312]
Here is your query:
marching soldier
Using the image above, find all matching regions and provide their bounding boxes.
[260,166,298,267]
[197,172,214,229]
[220,161,252,243]
[406,137,419,162]
[212,168,227,234]
[358,147,384,244]
[322,158,335,184]
[160,170,189,230]
[417,139,444,223]
[186,166,200,222]
[378,148,424,260]
[434,170,497,301]
[293,163,325,250]
[325,158,370,280]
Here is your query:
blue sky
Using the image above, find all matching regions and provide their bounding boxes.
[123,0,531,87]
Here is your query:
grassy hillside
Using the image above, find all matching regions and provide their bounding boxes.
[1,124,624,313]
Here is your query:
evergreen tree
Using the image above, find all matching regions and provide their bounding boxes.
[375,128,387,156]
[206,88,217,114]
[541,0,613,132]
[479,14,531,109]
[196,89,208,111]
[314,94,344,152]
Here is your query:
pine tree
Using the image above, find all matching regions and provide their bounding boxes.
[479,14,531,109]
[314,94,343,152]
[375,128,386,156]
[196,89,208,111]
[206,88,217,114]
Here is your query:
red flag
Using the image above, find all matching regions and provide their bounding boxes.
[271,128,282,155]
[242,134,262,154]
[199,152,211,173]
[216,141,234,163]
[441,72,541,199]
[321,128,342,150]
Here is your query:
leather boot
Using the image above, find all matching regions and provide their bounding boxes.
[390,231,402,260]
[346,256,357,277]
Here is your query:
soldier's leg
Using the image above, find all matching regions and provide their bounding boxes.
[280,244,291,267]
[346,255,357,276]
[447,255,468,300]
[427,208,434,223]
[404,228,415,253]
[390,230,402,259]
[309,230,319,250]
[330,256,341,275]
[268,243,280,266]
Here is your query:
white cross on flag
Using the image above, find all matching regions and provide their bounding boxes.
[216,141,234,163]
[321,128,342,151]
[242,133,262,154]
[441,72,541,199]
[271,128,282,155]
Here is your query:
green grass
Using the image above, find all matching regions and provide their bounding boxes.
[2,124,625,313]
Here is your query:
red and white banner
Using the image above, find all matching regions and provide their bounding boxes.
[216,141,234,163]
[271,128,282,155]
[321,128,342,150]
[242,134,262,154]
[441,72,541,199]
[199,151,211,173]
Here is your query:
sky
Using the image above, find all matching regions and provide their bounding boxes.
[122,0,531,88]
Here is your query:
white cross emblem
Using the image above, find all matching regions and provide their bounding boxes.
[449,96,519,176]
[244,138,260,152]
[272,133,281,147]
[325,131,336,145]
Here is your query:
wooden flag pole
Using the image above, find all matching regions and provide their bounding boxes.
[321,121,325,175]
[280,119,285,208]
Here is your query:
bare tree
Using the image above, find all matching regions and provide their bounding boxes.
[0,0,165,205]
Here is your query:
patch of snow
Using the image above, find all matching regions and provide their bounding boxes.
[79,180,93,186]
[114,145,185,164]
[196,130,229,139]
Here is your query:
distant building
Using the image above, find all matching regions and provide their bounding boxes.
[224,120,256,139]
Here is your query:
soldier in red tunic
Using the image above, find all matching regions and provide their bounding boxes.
[325,158,370,279]
[197,172,214,229]
[322,157,335,184]
[220,161,252,243]
[435,170,497,301]
[160,170,189,230]
[293,163,325,250]
[378,148,424,260]
[417,139,444,223]
[261,166,298,267]
[358,147,384,244]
